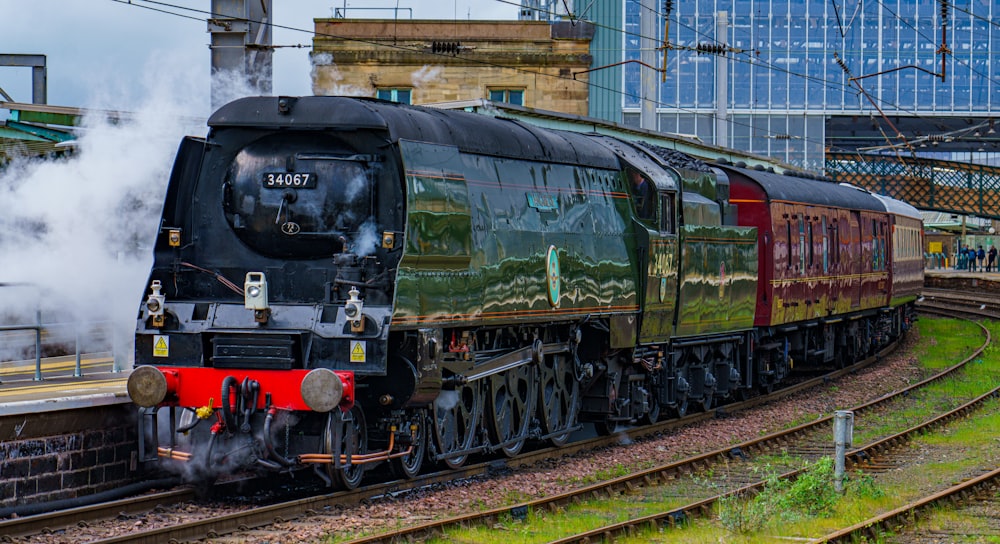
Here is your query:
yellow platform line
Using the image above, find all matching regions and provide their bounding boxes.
[0,378,127,396]
[0,357,114,377]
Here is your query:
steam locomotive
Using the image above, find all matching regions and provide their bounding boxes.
[127,96,922,488]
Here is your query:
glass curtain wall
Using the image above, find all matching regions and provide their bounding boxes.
[621,0,1000,168]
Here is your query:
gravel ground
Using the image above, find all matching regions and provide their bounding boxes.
[8,334,929,544]
[234,333,927,544]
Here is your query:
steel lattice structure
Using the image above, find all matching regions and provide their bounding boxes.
[826,152,1000,220]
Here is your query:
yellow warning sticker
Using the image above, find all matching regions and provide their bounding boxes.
[350,340,366,363]
[153,335,169,358]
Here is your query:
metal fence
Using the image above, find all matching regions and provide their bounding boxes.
[0,283,121,382]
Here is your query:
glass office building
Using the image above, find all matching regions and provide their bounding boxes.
[617,0,1000,169]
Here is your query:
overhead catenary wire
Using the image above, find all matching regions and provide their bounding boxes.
[110,0,837,150]
[109,0,996,159]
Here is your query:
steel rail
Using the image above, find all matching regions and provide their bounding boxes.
[340,314,989,544]
[0,313,924,543]
[0,488,196,539]
[551,347,999,543]
[815,466,1000,543]
[40,338,889,544]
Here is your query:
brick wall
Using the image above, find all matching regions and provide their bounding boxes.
[0,404,140,509]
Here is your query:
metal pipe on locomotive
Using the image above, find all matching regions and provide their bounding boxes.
[127,96,922,489]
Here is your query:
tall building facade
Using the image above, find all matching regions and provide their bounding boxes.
[597,0,1000,169]
[311,19,594,116]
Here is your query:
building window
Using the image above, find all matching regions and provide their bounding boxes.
[376,88,411,104]
[488,89,524,106]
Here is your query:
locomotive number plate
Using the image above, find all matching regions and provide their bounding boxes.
[262,172,316,188]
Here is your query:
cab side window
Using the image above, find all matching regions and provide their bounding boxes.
[628,169,655,221]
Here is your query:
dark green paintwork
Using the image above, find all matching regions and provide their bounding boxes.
[393,140,638,330]
[392,139,756,345]
[674,224,758,337]
[681,170,717,201]
[670,166,757,338]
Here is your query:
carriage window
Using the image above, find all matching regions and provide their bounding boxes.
[822,216,829,273]
[799,218,806,275]
[808,221,815,269]
[786,220,792,270]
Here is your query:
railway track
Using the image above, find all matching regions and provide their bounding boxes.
[0,331,905,543]
[332,312,992,544]
[2,300,985,544]
[919,287,1000,317]
[821,465,1000,543]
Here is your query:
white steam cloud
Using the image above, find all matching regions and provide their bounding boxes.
[0,55,256,367]
[310,53,369,97]
[411,65,444,88]
[351,218,381,257]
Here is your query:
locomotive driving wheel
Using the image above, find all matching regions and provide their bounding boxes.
[537,353,579,446]
[322,405,368,490]
[433,381,481,469]
[673,396,689,418]
[487,364,536,457]
[390,409,427,480]
[642,392,662,424]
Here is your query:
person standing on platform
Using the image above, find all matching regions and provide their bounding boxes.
[989,246,997,272]
[968,247,977,272]
[978,246,986,272]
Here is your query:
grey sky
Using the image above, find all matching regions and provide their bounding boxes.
[0,1,518,111]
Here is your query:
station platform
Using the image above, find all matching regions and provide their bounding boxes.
[0,353,130,416]
[924,268,1000,292]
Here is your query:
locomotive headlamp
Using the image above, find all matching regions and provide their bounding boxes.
[244,272,270,324]
[146,280,166,328]
[345,286,364,333]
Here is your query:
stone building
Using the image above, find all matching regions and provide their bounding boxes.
[311,19,594,115]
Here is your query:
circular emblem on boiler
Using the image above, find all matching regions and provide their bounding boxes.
[546,245,561,307]
[281,221,301,235]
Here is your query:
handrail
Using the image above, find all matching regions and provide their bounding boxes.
[0,283,119,382]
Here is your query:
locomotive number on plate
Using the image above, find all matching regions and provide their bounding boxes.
[262,172,317,188]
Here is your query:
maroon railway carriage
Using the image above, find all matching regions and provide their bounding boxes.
[720,165,893,376]
[875,194,923,329]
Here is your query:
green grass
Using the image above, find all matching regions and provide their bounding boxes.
[327,317,1000,544]
[852,319,1000,446]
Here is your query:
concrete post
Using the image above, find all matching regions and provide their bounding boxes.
[639,0,657,131]
[715,11,728,148]
[833,410,854,493]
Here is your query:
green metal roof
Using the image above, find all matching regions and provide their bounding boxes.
[0,102,81,163]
